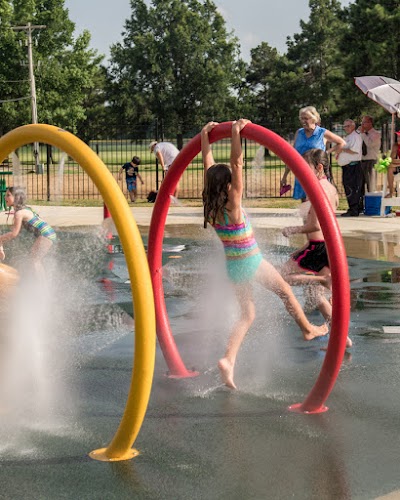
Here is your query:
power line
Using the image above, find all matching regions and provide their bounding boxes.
[0,96,30,103]
[3,79,30,83]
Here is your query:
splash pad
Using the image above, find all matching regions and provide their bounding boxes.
[147,122,350,413]
[0,132,399,497]
[0,121,349,469]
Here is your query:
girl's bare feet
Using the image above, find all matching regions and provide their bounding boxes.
[321,335,353,351]
[302,323,328,341]
[218,358,237,389]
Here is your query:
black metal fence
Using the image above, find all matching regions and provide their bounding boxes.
[0,122,393,203]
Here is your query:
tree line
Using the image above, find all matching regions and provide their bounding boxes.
[0,0,399,145]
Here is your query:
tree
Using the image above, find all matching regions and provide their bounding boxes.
[37,30,104,134]
[245,1,348,135]
[245,43,303,134]
[0,0,29,135]
[107,0,242,142]
[0,0,105,136]
[246,43,282,124]
[339,0,400,121]
[76,66,110,142]
[285,0,346,119]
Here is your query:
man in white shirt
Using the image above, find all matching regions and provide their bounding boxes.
[360,115,381,193]
[150,141,180,198]
[337,119,363,217]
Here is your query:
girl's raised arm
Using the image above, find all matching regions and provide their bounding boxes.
[201,122,218,172]
[230,119,251,195]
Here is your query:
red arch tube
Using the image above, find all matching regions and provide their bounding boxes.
[147,122,350,412]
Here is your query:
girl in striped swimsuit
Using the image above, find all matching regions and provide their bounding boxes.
[201,120,328,389]
[0,186,56,276]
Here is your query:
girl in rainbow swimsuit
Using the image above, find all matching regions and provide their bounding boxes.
[201,120,328,389]
[0,186,56,276]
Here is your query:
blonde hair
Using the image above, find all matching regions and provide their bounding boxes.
[299,106,321,124]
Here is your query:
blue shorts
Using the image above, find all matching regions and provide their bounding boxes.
[126,179,137,191]
[226,252,263,283]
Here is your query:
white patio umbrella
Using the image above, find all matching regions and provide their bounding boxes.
[354,75,400,146]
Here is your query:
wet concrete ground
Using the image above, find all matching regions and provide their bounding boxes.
[1,210,400,499]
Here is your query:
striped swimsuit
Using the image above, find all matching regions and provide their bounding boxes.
[22,208,57,241]
[212,209,262,283]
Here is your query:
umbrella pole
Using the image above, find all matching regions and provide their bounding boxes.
[391,113,395,148]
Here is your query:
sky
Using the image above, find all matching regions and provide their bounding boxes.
[64,0,352,63]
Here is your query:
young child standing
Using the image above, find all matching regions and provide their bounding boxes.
[201,120,328,389]
[0,186,56,276]
[280,148,352,348]
[118,156,144,202]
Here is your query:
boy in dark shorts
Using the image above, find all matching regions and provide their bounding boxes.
[118,156,144,202]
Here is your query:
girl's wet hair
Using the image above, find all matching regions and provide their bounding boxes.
[7,186,26,211]
[202,164,231,227]
[302,148,335,185]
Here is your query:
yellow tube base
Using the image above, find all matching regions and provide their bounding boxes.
[89,447,140,462]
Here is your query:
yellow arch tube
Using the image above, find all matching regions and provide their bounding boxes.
[0,124,156,461]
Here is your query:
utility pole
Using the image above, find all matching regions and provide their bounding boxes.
[12,23,46,173]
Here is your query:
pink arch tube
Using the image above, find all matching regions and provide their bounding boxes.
[147,122,350,412]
